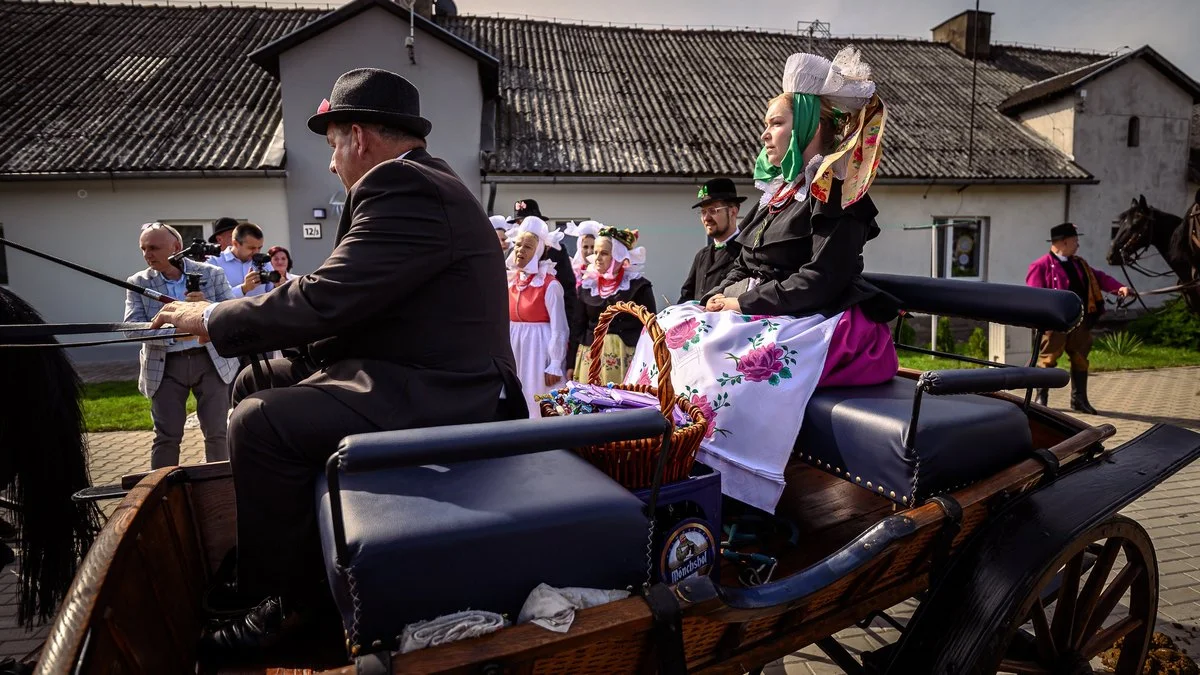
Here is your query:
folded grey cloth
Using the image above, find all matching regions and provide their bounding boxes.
[516,583,631,633]
[399,609,507,653]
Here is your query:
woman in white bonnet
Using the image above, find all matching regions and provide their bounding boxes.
[505,217,569,416]
[624,47,899,514]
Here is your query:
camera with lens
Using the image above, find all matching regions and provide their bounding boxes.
[251,253,283,284]
[168,238,222,271]
[185,273,203,294]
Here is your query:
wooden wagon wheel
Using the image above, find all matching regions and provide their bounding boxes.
[991,515,1157,675]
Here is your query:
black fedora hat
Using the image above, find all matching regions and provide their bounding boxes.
[208,217,239,244]
[693,178,747,209]
[1048,222,1082,242]
[507,198,545,223]
[307,68,432,138]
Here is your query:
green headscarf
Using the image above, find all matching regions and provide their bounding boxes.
[752,93,821,184]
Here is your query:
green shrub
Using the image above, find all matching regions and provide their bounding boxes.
[936,316,956,354]
[1096,331,1144,356]
[966,327,989,359]
[1127,297,1200,349]
[895,315,917,346]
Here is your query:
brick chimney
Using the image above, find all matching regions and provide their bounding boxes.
[932,10,993,59]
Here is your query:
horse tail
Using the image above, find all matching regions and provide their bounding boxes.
[0,287,102,626]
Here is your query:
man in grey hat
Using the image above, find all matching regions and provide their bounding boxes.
[153,68,525,657]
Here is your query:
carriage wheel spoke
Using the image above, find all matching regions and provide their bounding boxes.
[996,659,1053,674]
[1080,563,1140,642]
[1081,615,1143,660]
[1029,600,1058,663]
[1071,538,1123,648]
[1051,551,1085,648]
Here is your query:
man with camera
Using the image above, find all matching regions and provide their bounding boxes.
[125,223,241,469]
[208,222,278,298]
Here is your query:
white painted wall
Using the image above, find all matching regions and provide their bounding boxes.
[1065,59,1194,296]
[489,182,1069,303]
[276,6,486,273]
[0,177,288,359]
[865,184,1069,286]
[1018,97,1077,158]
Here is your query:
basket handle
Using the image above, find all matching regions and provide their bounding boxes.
[588,301,676,419]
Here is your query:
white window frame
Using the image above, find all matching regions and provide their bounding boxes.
[933,216,989,281]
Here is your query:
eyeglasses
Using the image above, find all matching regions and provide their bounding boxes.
[699,206,731,218]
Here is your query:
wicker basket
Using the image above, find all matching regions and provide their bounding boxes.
[539,301,707,490]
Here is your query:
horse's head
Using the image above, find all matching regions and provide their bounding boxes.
[1108,194,1156,265]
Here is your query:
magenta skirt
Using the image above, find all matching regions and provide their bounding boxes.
[817,305,899,388]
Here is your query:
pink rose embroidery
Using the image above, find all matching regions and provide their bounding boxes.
[635,366,652,386]
[665,317,700,350]
[736,343,792,385]
[690,393,718,439]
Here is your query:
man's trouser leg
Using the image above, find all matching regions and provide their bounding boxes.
[227,359,380,604]
[149,354,192,469]
[193,355,231,463]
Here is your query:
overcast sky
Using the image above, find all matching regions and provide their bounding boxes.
[454,0,1200,79]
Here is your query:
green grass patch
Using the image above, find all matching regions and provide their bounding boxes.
[82,380,195,432]
[898,345,1200,373]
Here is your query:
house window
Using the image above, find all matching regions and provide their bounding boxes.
[0,225,7,284]
[1127,116,1140,147]
[162,220,213,247]
[554,218,591,259]
[934,217,988,280]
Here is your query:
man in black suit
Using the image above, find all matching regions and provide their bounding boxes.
[152,68,525,656]
[678,178,747,303]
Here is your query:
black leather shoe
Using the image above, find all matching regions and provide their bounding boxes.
[203,581,265,618]
[198,596,298,662]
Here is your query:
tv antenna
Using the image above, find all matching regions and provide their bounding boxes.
[796,20,831,52]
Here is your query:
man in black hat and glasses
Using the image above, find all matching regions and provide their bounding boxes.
[1026,222,1130,413]
[152,68,525,658]
[679,178,747,303]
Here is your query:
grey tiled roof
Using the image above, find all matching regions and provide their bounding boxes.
[442,17,1102,182]
[0,1,322,176]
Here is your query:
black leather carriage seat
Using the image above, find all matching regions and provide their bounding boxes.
[315,449,648,651]
[795,377,1033,506]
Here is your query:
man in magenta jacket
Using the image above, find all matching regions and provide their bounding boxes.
[1026,222,1131,413]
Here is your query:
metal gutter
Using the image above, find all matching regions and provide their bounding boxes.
[482,174,1100,186]
[0,169,288,182]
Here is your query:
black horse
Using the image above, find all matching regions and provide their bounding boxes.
[0,287,101,628]
[1108,192,1200,313]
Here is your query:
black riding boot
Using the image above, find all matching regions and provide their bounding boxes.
[1070,369,1097,415]
[1035,388,1049,407]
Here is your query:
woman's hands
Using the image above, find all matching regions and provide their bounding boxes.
[544,373,562,388]
[705,294,741,313]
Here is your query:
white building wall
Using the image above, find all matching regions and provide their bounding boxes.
[0,177,288,359]
[490,182,1068,302]
[1018,97,1077,158]
[276,7,486,273]
[1066,60,1194,293]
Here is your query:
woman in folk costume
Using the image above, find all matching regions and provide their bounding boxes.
[626,47,899,513]
[572,227,656,385]
[506,217,570,416]
[563,220,604,286]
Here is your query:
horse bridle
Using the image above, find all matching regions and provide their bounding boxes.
[1110,208,1200,311]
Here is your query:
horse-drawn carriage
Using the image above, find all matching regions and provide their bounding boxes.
[23,272,1200,675]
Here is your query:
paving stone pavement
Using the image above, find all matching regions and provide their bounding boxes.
[3,365,1198,671]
